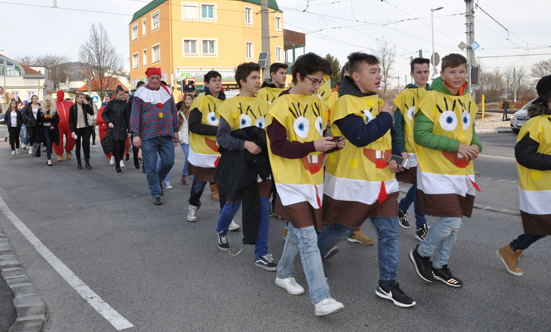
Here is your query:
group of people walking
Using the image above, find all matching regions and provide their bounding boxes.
[5,51,550,318]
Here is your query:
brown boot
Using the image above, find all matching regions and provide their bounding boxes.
[210,184,219,201]
[347,227,374,246]
[496,244,524,276]
[66,150,72,160]
[57,155,63,162]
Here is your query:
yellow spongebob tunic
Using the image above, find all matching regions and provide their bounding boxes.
[414,90,479,217]
[393,87,428,183]
[316,76,333,101]
[257,87,285,105]
[188,93,225,181]
[267,93,329,230]
[517,115,551,234]
[323,94,399,228]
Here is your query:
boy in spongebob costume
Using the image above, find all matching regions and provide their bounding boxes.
[409,54,482,288]
[497,75,551,277]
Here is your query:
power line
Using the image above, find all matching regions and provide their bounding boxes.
[478,53,551,58]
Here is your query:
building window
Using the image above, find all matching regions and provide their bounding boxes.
[131,24,138,41]
[202,39,216,56]
[246,42,253,60]
[12,91,19,100]
[152,11,160,31]
[143,49,147,66]
[152,44,160,63]
[275,47,282,62]
[183,39,198,55]
[28,91,35,101]
[245,7,252,25]
[182,2,197,20]
[275,16,282,31]
[132,53,139,69]
[201,4,215,19]
[142,18,147,36]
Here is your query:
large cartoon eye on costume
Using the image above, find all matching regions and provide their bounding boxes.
[407,107,415,121]
[363,110,374,123]
[240,114,252,128]
[439,111,458,131]
[255,116,266,129]
[315,116,323,136]
[207,112,219,125]
[293,116,310,138]
[462,111,471,130]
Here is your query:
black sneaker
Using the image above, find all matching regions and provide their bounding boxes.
[398,210,410,228]
[153,197,163,205]
[322,246,339,261]
[409,245,435,282]
[375,280,416,308]
[432,265,463,288]
[217,233,230,251]
[116,168,122,175]
[415,224,429,241]
[255,254,277,271]
[77,163,83,170]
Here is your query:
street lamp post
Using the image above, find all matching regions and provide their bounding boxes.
[431,7,443,77]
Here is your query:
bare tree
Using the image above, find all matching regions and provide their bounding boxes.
[17,54,71,90]
[372,37,396,100]
[531,59,551,79]
[479,69,505,102]
[78,23,123,102]
[503,67,532,100]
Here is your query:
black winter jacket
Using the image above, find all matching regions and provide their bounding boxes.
[39,110,60,146]
[68,103,94,132]
[102,99,130,141]
[5,110,23,129]
[23,104,41,127]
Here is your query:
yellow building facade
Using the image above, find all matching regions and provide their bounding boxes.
[129,0,285,99]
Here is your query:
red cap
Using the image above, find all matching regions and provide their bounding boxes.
[145,67,162,78]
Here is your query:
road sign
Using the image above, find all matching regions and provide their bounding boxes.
[92,96,99,103]
[458,41,467,51]
[471,41,480,50]
[431,52,440,67]
[258,52,268,68]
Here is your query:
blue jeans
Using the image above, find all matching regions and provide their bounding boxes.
[141,136,175,198]
[157,154,170,183]
[318,217,400,281]
[43,126,53,160]
[21,124,29,146]
[277,223,330,305]
[417,217,462,269]
[398,185,427,229]
[216,201,242,235]
[180,144,189,176]
[510,234,546,251]
[189,179,208,207]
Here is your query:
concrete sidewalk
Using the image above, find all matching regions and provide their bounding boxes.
[475,112,513,134]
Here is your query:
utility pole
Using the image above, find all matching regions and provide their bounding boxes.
[513,67,517,102]
[261,0,271,80]
[465,0,475,97]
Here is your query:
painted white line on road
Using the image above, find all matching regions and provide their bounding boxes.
[0,196,134,331]
[478,154,516,160]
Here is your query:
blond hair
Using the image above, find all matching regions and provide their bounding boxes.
[43,96,57,115]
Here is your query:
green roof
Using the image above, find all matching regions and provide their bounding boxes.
[130,0,280,23]
[130,0,167,24]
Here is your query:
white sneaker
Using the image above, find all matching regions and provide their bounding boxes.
[275,277,305,295]
[29,148,33,155]
[187,205,198,222]
[11,151,15,156]
[110,156,115,165]
[120,160,125,168]
[15,149,20,155]
[314,298,344,317]
[163,181,173,189]
[228,220,241,231]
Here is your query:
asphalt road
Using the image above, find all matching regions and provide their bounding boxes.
[0,127,548,332]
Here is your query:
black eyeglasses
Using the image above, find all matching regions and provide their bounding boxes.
[305,76,325,86]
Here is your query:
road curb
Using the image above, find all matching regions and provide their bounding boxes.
[475,128,513,134]
[0,229,46,332]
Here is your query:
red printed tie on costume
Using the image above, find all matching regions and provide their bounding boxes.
[214,156,220,167]
[468,176,481,192]
[378,181,388,204]
[314,185,322,208]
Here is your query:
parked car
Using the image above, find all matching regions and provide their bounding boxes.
[510,98,537,134]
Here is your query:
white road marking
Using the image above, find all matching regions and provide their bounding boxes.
[0,196,134,331]
[478,154,516,160]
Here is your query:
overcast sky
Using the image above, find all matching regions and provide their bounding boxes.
[1,0,549,87]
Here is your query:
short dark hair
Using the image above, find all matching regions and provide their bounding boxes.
[235,62,261,89]
[124,91,130,95]
[441,53,467,71]
[291,52,332,84]
[347,52,378,76]
[270,62,288,74]
[340,61,350,80]
[115,85,125,94]
[410,57,430,72]
[136,81,145,88]
[204,70,221,83]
